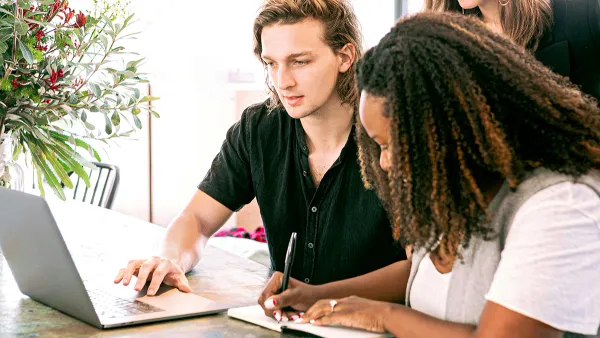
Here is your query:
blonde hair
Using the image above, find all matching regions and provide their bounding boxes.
[253,0,363,110]
[425,0,553,50]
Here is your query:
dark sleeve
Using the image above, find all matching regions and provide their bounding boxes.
[197,108,255,212]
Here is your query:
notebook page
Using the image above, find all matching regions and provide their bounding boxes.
[228,305,389,338]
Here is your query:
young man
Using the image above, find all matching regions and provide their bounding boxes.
[114,0,405,298]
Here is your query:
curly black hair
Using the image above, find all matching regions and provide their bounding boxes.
[355,12,600,257]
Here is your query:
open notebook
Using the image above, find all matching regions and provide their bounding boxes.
[228,305,390,338]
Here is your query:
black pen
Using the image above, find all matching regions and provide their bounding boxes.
[278,232,297,322]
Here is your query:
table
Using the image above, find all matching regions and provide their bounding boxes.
[0,199,298,337]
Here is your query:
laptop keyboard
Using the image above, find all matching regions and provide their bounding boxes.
[87,288,165,318]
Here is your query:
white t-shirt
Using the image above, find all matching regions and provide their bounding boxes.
[411,181,600,335]
[410,252,452,319]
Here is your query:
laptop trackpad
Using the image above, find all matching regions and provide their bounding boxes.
[136,284,217,313]
[104,283,218,314]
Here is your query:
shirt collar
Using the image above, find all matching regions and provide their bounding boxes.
[294,118,357,161]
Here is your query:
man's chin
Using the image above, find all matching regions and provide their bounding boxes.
[284,106,312,120]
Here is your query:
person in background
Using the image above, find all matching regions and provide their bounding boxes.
[263,12,600,337]
[113,0,406,323]
[426,0,600,102]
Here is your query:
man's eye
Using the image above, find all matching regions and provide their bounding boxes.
[294,60,308,66]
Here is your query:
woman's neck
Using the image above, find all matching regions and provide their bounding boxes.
[478,1,504,35]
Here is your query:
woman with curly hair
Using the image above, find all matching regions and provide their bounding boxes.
[425,0,600,102]
[262,12,600,337]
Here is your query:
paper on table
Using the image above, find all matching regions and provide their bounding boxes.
[227,305,390,338]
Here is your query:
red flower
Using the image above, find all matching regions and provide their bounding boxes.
[50,70,58,84]
[35,43,48,52]
[51,1,61,14]
[44,70,61,91]
[74,12,86,28]
[35,30,45,41]
[42,99,52,104]
[11,78,23,89]
[63,8,75,24]
[57,69,64,78]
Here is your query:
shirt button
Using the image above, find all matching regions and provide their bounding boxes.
[303,170,307,177]
[308,243,314,249]
[311,206,317,213]
[304,278,310,283]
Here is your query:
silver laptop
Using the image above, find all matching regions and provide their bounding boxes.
[0,187,232,329]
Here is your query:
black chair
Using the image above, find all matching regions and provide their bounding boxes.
[69,162,120,209]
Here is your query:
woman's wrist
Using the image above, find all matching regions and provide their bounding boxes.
[382,302,403,333]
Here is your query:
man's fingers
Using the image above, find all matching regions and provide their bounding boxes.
[134,258,159,291]
[114,268,125,283]
[122,259,143,285]
[146,260,170,296]
[176,276,192,293]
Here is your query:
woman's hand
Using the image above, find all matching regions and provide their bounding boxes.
[300,296,391,333]
[258,271,322,321]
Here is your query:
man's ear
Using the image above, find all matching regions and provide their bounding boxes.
[337,43,356,73]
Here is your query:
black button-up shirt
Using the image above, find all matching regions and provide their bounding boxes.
[198,101,405,285]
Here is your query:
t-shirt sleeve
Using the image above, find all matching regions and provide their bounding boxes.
[485,182,600,335]
[197,108,255,212]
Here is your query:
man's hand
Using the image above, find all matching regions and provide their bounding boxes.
[114,256,192,296]
[258,271,322,321]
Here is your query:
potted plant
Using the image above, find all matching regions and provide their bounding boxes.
[0,0,158,199]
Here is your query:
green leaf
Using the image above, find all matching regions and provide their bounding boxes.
[104,113,113,134]
[41,146,74,189]
[151,110,160,118]
[117,70,136,78]
[69,94,78,104]
[84,122,95,130]
[45,141,93,187]
[68,135,76,145]
[18,39,34,64]
[132,106,141,115]
[126,58,144,71]
[131,87,140,100]
[90,83,102,98]
[34,163,45,197]
[90,105,99,113]
[0,41,8,54]
[15,18,28,35]
[138,95,159,104]
[30,147,66,200]
[123,14,135,28]
[12,142,23,161]
[0,8,14,17]
[47,130,101,162]
[133,114,142,129]
[111,111,121,126]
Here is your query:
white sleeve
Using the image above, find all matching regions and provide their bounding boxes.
[485,182,600,336]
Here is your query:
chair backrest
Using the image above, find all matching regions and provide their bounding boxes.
[70,162,120,209]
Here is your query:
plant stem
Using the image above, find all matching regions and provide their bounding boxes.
[0,115,6,136]
[3,2,20,81]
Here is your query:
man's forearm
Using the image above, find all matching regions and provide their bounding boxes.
[315,259,411,303]
[159,211,210,273]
